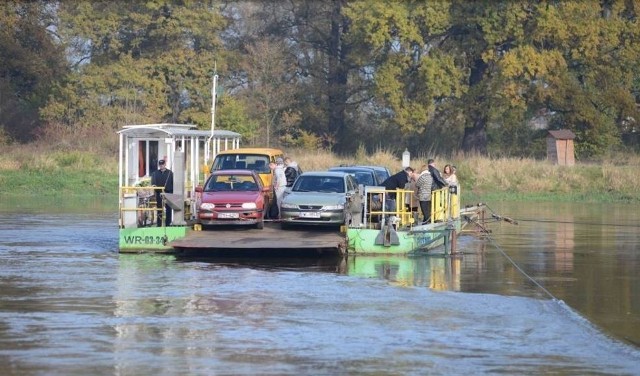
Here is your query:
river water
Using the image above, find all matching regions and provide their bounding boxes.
[0,198,639,375]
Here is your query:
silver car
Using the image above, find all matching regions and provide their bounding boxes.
[280,171,362,228]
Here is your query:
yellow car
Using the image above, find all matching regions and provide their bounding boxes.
[210,147,284,191]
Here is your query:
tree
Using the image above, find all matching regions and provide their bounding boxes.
[234,1,360,152]
[451,0,640,158]
[238,40,299,147]
[0,1,67,142]
[344,0,467,154]
[42,1,229,132]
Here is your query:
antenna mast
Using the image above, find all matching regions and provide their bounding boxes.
[206,63,218,164]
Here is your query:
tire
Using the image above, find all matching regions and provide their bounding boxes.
[256,220,264,229]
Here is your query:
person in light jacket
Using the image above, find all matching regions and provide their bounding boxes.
[415,164,433,224]
[273,157,287,217]
[443,164,458,186]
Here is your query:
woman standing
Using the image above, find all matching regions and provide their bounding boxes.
[443,164,458,186]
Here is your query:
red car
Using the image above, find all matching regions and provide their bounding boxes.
[195,169,270,229]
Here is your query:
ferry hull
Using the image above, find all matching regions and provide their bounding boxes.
[119,226,188,253]
[346,220,462,255]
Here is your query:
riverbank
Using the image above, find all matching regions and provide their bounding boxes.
[0,148,639,203]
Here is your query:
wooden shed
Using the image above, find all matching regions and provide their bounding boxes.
[547,129,576,166]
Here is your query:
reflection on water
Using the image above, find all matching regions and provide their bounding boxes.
[1,198,640,374]
[486,201,640,347]
[344,255,463,290]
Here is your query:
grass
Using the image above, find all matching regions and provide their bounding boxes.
[1,142,639,203]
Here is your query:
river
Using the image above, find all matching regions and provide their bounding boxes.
[0,197,638,375]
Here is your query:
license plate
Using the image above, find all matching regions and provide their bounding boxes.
[218,212,239,219]
[300,212,321,218]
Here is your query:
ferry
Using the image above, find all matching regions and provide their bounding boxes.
[117,123,487,255]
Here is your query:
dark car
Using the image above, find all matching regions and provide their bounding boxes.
[195,169,270,229]
[354,165,391,185]
[328,166,381,187]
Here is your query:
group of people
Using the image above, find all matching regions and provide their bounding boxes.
[268,156,302,219]
[381,159,458,225]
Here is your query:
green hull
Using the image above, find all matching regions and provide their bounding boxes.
[346,220,462,255]
[119,226,188,252]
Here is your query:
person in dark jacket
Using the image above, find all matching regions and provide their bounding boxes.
[284,157,301,187]
[381,166,415,213]
[427,159,448,190]
[151,159,173,226]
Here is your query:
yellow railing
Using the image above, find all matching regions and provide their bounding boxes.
[365,187,415,228]
[431,186,460,222]
[363,186,460,228]
[119,186,164,228]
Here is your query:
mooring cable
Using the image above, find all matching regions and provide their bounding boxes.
[467,207,559,301]
[482,203,640,229]
[482,228,558,301]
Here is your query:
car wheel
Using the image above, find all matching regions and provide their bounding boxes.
[256,220,264,230]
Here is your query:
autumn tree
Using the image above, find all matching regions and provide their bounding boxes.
[42,1,229,133]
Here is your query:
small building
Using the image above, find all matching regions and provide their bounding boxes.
[547,129,576,166]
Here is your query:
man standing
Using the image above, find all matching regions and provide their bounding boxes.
[427,158,448,190]
[151,159,173,226]
[381,166,415,214]
[283,156,301,187]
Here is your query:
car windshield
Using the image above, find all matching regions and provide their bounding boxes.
[351,172,374,186]
[293,176,344,193]
[211,154,271,173]
[330,168,375,186]
[205,175,259,192]
[373,170,388,184]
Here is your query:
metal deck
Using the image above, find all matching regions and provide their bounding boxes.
[169,222,346,256]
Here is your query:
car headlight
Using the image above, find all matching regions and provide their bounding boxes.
[242,202,257,209]
[201,203,215,211]
[281,203,297,209]
[324,204,344,210]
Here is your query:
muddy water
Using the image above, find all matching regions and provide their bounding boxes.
[0,198,638,375]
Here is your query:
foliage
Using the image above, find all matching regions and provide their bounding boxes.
[0,1,67,141]
[41,1,228,134]
[2,146,639,203]
[0,0,639,159]
[214,95,259,143]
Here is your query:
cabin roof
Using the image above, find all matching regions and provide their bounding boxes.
[118,123,240,138]
[547,129,576,140]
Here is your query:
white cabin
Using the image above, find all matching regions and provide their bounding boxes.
[117,123,241,227]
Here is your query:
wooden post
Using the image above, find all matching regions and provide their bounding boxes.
[451,227,458,255]
[443,230,450,255]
